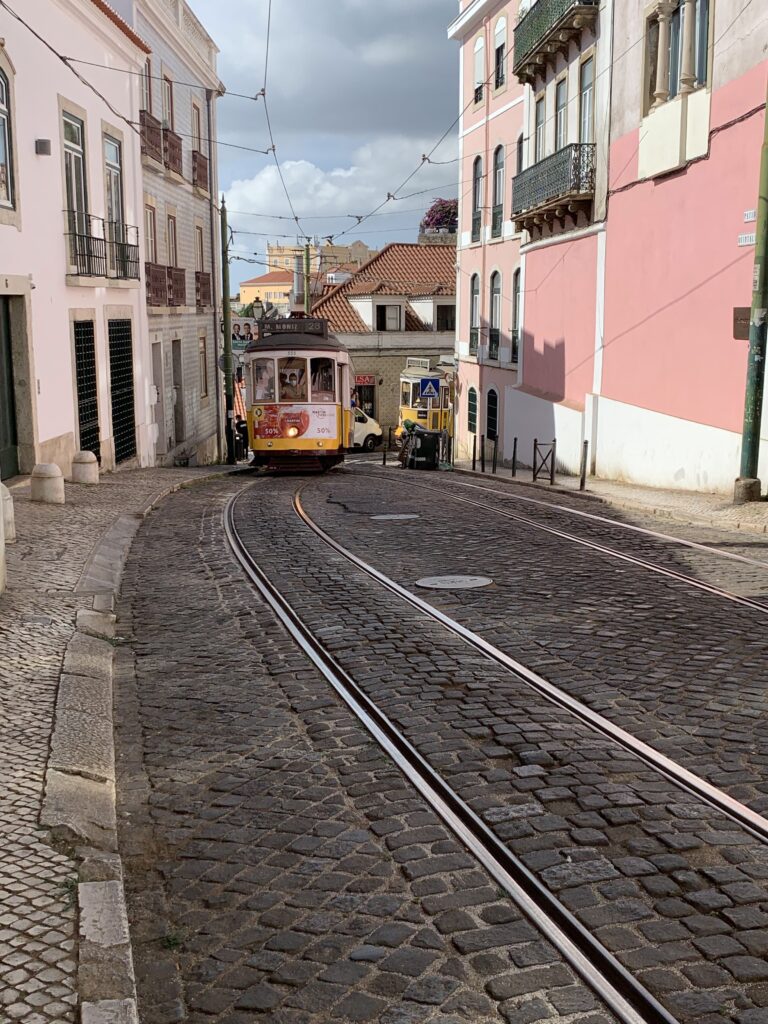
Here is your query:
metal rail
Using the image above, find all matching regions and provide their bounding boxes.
[293,488,768,847]
[225,489,678,1024]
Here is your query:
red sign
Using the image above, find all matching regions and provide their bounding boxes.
[355,374,376,386]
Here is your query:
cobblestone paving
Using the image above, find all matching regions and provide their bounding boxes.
[117,479,617,1024]
[0,468,224,1023]
[308,468,768,816]
[231,477,768,1023]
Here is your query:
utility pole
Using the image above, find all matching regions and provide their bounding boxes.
[304,242,311,315]
[220,196,236,465]
[734,78,768,503]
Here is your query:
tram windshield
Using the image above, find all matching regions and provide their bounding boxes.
[278,357,308,402]
[310,357,336,402]
[252,357,276,403]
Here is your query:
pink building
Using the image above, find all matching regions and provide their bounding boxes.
[451,0,768,492]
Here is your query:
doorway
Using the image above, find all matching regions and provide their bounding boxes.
[74,320,100,461]
[0,297,18,479]
[152,341,167,455]
[108,318,137,463]
[171,339,184,445]
[356,384,376,418]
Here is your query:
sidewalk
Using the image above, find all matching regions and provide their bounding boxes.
[0,466,234,1024]
[453,459,768,535]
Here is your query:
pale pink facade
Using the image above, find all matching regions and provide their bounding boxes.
[450,0,768,492]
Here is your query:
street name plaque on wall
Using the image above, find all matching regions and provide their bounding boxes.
[733,307,751,341]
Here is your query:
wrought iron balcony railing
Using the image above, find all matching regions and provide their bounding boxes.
[511,143,595,219]
[491,205,503,238]
[474,84,483,104]
[192,150,209,191]
[146,262,167,307]
[167,266,186,306]
[469,327,479,355]
[65,213,139,279]
[195,270,212,308]
[513,0,599,83]
[471,210,481,242]
[140,110,163,163]
[163,127,183,176]
[489,329,500,360]
[511,329,520,364]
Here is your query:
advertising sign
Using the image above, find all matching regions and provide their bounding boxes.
[355,374,376,386]
[252,404,337,441]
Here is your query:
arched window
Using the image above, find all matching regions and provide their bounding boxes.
[471,157,483,242]
[469,273,480,354]
[492,146,504,237]
[489,272,501,358]
[468,387,477,434]
[0,69,14,208]
[494,18,507,88]
[512,268,521,363]
[487,389,499,441]
[473,37,485,103]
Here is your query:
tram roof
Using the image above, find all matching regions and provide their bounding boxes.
[243,317,346,355]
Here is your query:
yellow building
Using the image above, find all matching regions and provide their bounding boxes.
[238,270,293,313]
[266,240,378,274]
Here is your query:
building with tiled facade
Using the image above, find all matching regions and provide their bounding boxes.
[312,243,456,433]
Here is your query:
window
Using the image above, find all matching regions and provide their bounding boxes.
[141,59,152,113]
[486,389,498,441]
[436,305,455,332]
[253,357,276,401]
[467,387,477,434]
[310,357,336,401]
[472,156,483,241]
[492,146,504,237]
[376,305,400,331]
[162,76,174,129]
[535,97,545,162]
[489,272,501,358]
[494,18,506,88]
[167,215,178,268]
[516,134,524,175]
[199,336,208,398]
[192,104,202,151]
[555,78,568,151]
[579,58,594,144]
[278,357,307,402]
[195,225,205,272]
[469,274,479,353]
[669,5,682,99]
[694,0,710,87]
[104,136,123,228]
[63,113,87,236]
[512,268,521,362]
[0,70,13,208]
[473,37,485,102]
[145,206,157,263]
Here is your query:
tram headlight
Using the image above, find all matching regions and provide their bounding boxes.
[286,426,299,438]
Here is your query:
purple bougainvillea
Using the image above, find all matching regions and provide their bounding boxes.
[420,198,458,233]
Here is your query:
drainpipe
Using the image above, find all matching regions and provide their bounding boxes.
[206,88,223,463]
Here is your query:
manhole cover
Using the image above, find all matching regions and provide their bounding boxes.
[415,575,493,590]
[371,514,420,521]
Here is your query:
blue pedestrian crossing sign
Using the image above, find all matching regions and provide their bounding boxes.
[420,378,441,400]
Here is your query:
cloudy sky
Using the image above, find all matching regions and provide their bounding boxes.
[186,0,461,287]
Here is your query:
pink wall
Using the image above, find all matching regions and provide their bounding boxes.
[602,67,766,432]
[521,234,597,409]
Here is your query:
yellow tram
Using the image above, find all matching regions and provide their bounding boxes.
[243,318,353,471]
[396,358,455,438]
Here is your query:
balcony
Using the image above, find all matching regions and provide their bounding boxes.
[489,329,500,360]
[195,270,212,308]
[511,329,520,364]
[511,143,596,232]
[167,266,186,306]
[474,84,483,104]
[192,150,209,192]
[163,127,183,176]
[469,328,479,355]
[146,262,167,307]
[140,110,162,163]
[491,205,503,238]
[471,210,481,243]
[65,213,139,280]
[513,0,599,84]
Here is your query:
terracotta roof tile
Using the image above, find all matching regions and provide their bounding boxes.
[89,0,151,53]
[312,243,456,334]
[240,270,293,286]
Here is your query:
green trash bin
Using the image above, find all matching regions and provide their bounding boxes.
[407,429,440,470]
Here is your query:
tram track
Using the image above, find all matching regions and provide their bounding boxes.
[224,486,676,1024]
[348,465,768,614]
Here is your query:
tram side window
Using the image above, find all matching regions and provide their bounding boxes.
[253,358,276,402]
[278,357,307,402]
[411,382,422,408]
[401,382,410,407]
[310,357,336,402]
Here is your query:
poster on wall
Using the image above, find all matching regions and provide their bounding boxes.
[251,404,338,440]
[231,319,256,353]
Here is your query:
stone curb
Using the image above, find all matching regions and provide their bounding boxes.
[39,467,248,1022]
[452,465,768,537]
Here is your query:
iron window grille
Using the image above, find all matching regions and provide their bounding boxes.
[491,205,503,238]
[474,84,484,103]
[471,210,482,242]
[73,320,100,462]
[108,319,137,464]
[469,328,479,355]
[489,329,500,360]
[511,329,520,364]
